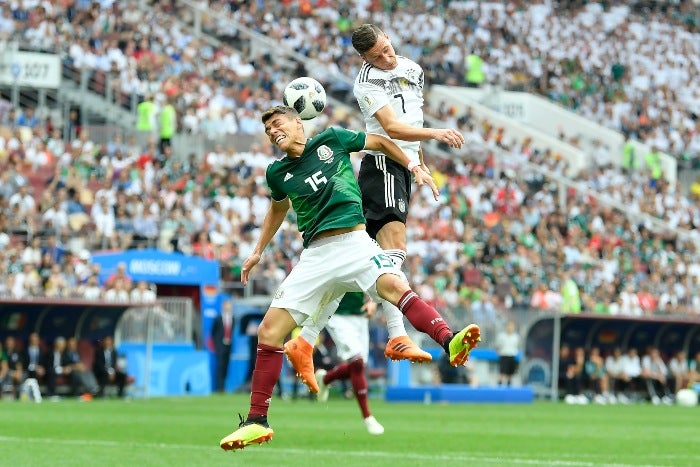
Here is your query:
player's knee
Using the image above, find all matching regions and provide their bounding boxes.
[376,273,410,303]
[257,320,284,346]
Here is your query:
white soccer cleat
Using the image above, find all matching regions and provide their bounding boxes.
[315,369,329,403]
[364,415,385,435]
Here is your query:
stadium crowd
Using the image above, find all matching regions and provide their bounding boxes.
[197,0,700,165]
[2,97,700,322]
[3,1,698,164]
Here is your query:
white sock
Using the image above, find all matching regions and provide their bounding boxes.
[382,300,408,339]
[380,248,409,339]
[299,325,321,346]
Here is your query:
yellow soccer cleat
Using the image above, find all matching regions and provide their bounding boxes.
[448,324,481,367]
[220,414,274,451]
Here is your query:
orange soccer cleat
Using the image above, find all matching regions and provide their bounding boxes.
[284,336,319,393]
[384,335,433,363]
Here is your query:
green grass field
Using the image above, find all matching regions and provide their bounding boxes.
[1,393,698,467]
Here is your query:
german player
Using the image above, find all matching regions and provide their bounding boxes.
[297,23,467,366]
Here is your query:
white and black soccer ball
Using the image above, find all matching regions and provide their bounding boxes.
[283,77,327,120]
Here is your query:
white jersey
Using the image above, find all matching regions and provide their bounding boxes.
[495,331,520,357]
[353,56,424,162]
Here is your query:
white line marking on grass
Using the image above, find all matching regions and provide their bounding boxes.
[0,436,681,467]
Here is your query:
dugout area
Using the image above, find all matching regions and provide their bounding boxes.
[0,298,135,394]
[386,313,700,403]
[521,313,700,399]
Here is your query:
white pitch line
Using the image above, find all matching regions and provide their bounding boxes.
[0,436,678,467]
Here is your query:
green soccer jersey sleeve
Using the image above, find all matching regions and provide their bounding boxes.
[265,127,368,247]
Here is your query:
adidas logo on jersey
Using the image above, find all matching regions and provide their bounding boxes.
[284,173,293,181]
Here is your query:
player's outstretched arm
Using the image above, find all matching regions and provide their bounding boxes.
[364,134,439,200]
[374,105,464,148]
[241,197,290,285]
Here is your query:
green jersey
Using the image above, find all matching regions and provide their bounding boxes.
[267,127,367,247]
[336,291,365,316]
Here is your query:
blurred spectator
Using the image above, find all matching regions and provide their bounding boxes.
[211,300,234,393]
[44,336,69,398]
[93,336,127,398]
[44,264,68,298]
[136,94,157,140]
[105,262,132,289]
[130,280,156,303]
[560,271,581,313]
[159,98,176,155]
[14,262,41,298]
[104,278,130,303]
[621,348,643,401]
[605,347,630,403]
[0,351,10,397]
[21,237,42,266]
[582,347,610,404]
[80,275,103,300]
[22,332,45,384]
[91,195,116,249]
[64,336,99,398]
[641,347,673,405]
[41,235,66,264]
[495,320,519,387]
[559,344,585,404]
[16,107,38,129]
[3,336,23,398]
[435,353,476,387]
[690,352,700,385]
[668,350,691,394]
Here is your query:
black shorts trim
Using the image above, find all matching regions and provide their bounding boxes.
[358,154,412,238]
[499,356,518,376]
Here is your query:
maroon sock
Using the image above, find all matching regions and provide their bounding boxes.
[398,290,453,347]
[324,361,350,385]
[348,358,371,419]
[248,343,284,419]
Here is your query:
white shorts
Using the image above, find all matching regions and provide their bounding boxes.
[270,230,401,325]
[326,314,369,362]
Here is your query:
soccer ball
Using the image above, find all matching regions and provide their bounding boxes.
[283,77,327,120]
[676,388,698,407]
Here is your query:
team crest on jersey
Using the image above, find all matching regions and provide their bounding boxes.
[405,69,418,84]
[398,198,406,213]
[274,288,284,300]
[317,145,334,164]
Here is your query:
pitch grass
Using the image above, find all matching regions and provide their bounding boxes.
[0,393,698,467]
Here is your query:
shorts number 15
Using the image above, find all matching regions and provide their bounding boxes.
[370,253,393,269]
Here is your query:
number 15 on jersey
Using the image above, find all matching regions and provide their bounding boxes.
[304,171,327,192]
